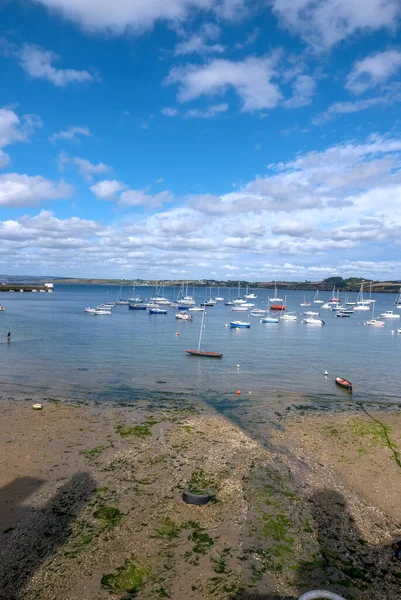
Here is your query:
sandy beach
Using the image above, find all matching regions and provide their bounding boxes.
[0,395,400,599]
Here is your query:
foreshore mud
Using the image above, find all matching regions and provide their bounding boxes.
[0,395,400,599]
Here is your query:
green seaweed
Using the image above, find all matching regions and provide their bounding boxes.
[93,505,122,526]
[101,560,149,593]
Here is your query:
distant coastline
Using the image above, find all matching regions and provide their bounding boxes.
[1,275,400,293]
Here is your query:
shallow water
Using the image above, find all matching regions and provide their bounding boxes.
[0,284,400,406]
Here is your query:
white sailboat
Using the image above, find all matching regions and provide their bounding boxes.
[269,282,283,302]
[395,287,401,309]
[313,290,324,304]
[366,303,385,326]
[354,284,370,311]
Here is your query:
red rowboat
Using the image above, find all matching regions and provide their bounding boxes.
[270,303,287,311]
[335,377,352,391]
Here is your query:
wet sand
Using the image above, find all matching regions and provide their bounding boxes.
[0,396,400,599]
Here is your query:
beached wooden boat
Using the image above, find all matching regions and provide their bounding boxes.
[335,377,352,391]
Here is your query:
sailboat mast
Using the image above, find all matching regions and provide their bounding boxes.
[197,309,206,351]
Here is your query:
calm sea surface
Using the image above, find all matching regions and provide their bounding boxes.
[0,284,400,406]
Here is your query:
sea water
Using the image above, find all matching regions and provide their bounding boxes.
[0,285,400,406]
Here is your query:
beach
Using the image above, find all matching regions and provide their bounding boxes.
[0,395,400,599]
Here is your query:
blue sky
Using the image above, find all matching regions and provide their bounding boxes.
[1,0,401,280]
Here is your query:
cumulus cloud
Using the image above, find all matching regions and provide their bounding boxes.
[0,107,42,166]
[50,125,92,143]
[19,44,95,86]
[58,152,111,180]
[164,54,282,111]
[0,173,72,207]
[174,22,226,56]
[90,179,174,208]
[270,0,401,50]
[313,84,401,123]
[346,49,401,94]
[120,189,174,207]
[284,74,316,107]
[90,179,127,200]
[32,0,219,34]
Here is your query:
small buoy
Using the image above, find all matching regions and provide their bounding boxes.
[237,364,240,368]
[236,390,241,395]
[32,403,43,410]
[248,391,252,395]
[324,370,328,376]
[175,332,180,336]
[225,323,228,327]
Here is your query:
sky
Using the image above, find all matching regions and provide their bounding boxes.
[1,0,401,281]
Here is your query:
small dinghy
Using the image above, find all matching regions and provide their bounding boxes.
[335,377,352,392]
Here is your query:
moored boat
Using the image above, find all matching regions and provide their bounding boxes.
[129,303,147,310]
[335,376,352,391]
[230,321,250,328]
[260,316,279,323]
[303,317,325,325]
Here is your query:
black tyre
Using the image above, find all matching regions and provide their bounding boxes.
[182,490,212,506]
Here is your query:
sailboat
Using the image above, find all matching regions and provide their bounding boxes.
[395,287,401,309]
[269,282,283,302]
[313,290,324,304]
[115,284,130,305]
[366,303,385,326]
[186,308,222,358]
[353,284,370,311]
[128,284,143,303]
[214,286,224,302]
[300,295,311,307]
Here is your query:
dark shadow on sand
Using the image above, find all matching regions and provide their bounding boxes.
[233,488,400,600]
[0,472,95,600]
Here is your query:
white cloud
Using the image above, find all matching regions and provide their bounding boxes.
[285,74,316,107]
[185,103,229,118]
[19,44,95,86]
[58,152,110,180]
[0,173,72,207]
[0,107,42,166]
[174,24,226,56]
[346,49,401,94]
[50,125,92,143]
[164,54,282,111]
[161,103,228,118]
[270,0,401,49]
[161,107,179,117]
[120,189,174,207]
[32,0,216,34]
[91,179,174,207]
[313,90,401,123]
[90,179,127,200]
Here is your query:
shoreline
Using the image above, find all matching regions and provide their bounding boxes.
[0,395,400,599]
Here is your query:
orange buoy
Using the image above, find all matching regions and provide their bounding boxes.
[236,390,241,395]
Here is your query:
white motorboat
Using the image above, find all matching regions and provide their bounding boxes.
[231,306,248,312]
[303,317,325,325]
[304,311,319,316]
[379,310,400,319]
[176,312,192,321]
[188,306,204,312]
